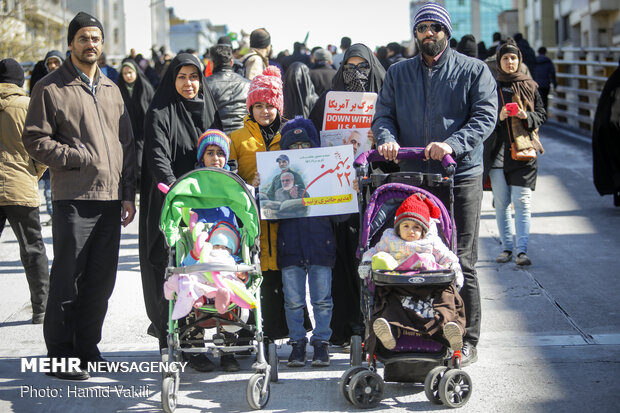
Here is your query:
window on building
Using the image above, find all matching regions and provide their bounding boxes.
[562,14,570,42]
[114,28,119,45]
[535,21,541,41]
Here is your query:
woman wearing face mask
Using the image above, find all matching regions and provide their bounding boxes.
[483,39,546,267]
[116,59,155,186]
[139,53,222,371]
[309,43,386,348]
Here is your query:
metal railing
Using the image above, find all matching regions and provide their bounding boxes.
[547,47,620,137]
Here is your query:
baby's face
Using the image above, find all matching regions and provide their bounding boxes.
[398,220,424,242]
[212,244,232,254]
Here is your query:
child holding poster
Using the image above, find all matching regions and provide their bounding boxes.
[275,117,349,368]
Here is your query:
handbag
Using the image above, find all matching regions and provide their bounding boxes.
[500,93,538,161]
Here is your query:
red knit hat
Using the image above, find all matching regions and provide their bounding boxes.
[394,193,441,234]
[246,65,283,114]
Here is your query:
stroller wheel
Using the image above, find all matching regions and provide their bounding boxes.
[349,335,363,366]
[424,366,448,405]
[268,342,279,382]
[246,373,270,409]
[339,366,367,403]
[347,370,384,409]
[438,369,472,408]
[161,375,178,413]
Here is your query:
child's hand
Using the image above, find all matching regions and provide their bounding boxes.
[352,179,359,193]
[251,171,260,188]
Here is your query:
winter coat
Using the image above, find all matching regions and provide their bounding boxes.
[205,66,250,135]
[534,55,557,89]
[373,47,498,178]
[592,63,620,203]
[309,63,337,96]
[484,85,546,190]
[230,115,282,271]
[0,83,46,207]
[22,59,136,202]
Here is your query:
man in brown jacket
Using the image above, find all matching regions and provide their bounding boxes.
[0,58,49,325]
[23,11,136,381]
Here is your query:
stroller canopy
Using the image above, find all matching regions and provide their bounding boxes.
[160,168,260,249]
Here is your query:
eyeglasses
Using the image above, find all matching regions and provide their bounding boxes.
[288,142,311,149]
[343,62,370,71]
[416,23,443,34]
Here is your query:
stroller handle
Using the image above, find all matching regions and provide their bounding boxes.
[354,147,456,174]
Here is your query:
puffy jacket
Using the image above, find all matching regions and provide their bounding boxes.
[373,47,498,178]
[22,59,136,202]
[0,83,46,207]
[230,115,281,271]
[205,66,250,135]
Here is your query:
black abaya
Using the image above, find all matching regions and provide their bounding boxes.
[139,53,222,347]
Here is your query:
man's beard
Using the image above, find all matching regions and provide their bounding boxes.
[417,36,448,57]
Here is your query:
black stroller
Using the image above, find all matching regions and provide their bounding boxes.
[340,148,472,409]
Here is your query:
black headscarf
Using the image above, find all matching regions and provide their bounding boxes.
[309,43,385,132]
[283,61,319,119]
[331,43,386,93]
[144,53,221,185]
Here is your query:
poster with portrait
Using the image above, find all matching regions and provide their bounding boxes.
[320,91,377,160]
[256,145,358,220]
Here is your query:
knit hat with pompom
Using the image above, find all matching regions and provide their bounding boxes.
[394,193,441,234]
[246,65,283,115]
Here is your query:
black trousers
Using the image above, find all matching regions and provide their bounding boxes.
[0,205,49,314]
[44,200,121,360]
[435,175,483,346]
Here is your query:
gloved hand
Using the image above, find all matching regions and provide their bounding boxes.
[358,262,371,279]
[450,262,464,291]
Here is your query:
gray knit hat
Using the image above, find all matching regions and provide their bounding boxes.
[413,2,452,39]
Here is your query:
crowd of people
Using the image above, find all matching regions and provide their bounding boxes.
[1,2,556,381]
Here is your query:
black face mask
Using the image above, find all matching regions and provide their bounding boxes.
[343,66,370,92]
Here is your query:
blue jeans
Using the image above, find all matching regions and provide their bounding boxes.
[489,168,532,254]
[281,265,333,343]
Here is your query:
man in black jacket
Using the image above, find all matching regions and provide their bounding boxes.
[206,44,251,135]
[309,48,336,96]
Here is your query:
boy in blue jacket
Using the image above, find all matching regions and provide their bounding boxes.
[276,117,347,367]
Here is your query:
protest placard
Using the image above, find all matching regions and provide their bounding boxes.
[256,145,358,220]
[320,91,377,159]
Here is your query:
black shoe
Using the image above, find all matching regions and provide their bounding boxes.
[461,341,478,366]
[220,354,240,372]
[32,313,45,324]
[147,323,158,338]
[46,369,90,380]
[311,341,330,367]
[188,353,216,372]
[287,340,307,367]
[515,252,532,266]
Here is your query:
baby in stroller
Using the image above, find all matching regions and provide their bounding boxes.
[359,192,465,352]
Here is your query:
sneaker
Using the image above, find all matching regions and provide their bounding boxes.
[496,250,513,263]
[311,341,330,367]
[515,252,532,266]
[287,340,306,367]
[187,353,216,372]
[461,341,478,366]
[220,354,240,372]
[373,318,396,350]
[443,322,463,351]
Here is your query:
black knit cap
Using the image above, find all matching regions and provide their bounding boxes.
[250,28,271,49]
[0,58,25,87]
[67,11,104,45]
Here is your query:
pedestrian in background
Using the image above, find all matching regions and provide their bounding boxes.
[484,39,547,267]
[309,48,336,96]
[533,47,557,111]
[23,11,136,380]
[243,28,272,80]
[282,61,318,119]
[117,58,155,188]
[0,58,49,326]
[374,1,498,366]
[206,44,251,135]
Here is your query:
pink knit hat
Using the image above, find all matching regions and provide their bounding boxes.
[246,65,283,114]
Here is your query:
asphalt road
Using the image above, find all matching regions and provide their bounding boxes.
[1,124,619,412]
